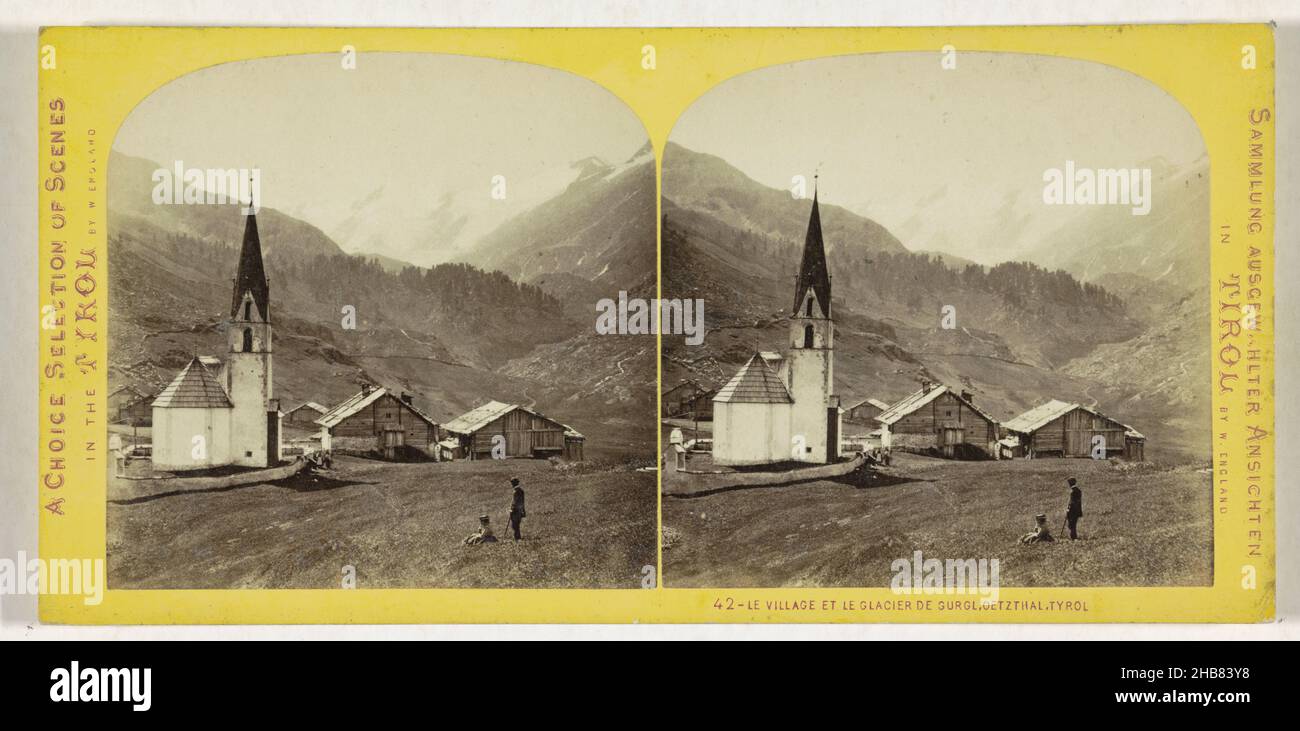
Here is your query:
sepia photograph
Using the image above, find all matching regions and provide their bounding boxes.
[660,52,1213,589]
[2,0,1289,704]
[104,53,658,589]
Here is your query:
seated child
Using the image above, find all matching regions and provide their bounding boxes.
[1019,513,1055,544]
[463,515,498,546]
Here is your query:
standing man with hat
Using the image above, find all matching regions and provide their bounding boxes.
[507,477,527,541]
[1064,477,1083,540]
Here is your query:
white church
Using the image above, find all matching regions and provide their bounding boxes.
[712,188,842,466]
[150,210,281,471]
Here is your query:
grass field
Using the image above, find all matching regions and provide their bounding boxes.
[662,453,1212,588]
[108,456,656,589]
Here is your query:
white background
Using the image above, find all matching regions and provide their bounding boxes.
[0,0,1296,641]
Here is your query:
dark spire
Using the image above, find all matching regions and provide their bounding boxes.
[230,210,270,322]
[792,186,831,318]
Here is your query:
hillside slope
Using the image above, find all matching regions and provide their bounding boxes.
[463,145,657,309]
[108,152,657,457]
[663,142,907,258]
[661,144,1206,462]
[1020,156,1210,293]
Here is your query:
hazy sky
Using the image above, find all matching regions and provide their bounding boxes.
[669,52,1206,265]
[114,53,648,262]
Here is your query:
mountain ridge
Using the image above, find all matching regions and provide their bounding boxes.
[108,150,656,458]
[661,143,1208,462]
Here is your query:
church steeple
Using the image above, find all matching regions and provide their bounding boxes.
[231,210,270,323]
[224,206,275,468]
[792,183,831,319]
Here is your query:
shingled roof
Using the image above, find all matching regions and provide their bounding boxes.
[713,353,793,404]
[847,396,891,412]
[315,386,439,430]
[875,384,947,425]
[442,400,583,438]
[315,387,385,428]
[664,380,703,398]
[1002,399,1078,434]
[151,357,232,409]
[442,400,516,434]
[875,384,998,427]
[109,385,145,400]
[1003,399,1145,441]
[286,401,328,416]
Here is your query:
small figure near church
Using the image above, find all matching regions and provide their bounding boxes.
[507,478,527,541]
[669,426,686,470]
[109,433,126,477]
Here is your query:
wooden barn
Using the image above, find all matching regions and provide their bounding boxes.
[314,385,440,460]
[108,385,142,421]
[283,401,328,428]
[1124,427,1146,461]
[680,387,716,421]
[1003,399,1144,460]
[875,382,1000,459]
[109,385,154,426]
[441,400,584,461]
[844,396,890,426]
[664,381,716,420]
[663,380,704,417]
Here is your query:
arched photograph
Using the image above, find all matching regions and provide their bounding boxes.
[104,53,657,589]
[659,52,1212,589]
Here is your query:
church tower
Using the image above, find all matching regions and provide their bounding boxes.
[226,210,276,467]
[786,184,838,463]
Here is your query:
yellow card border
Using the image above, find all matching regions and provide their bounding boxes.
[37,25,1274,623]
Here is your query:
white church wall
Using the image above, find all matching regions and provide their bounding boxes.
[786,348,831,463]
[150,407,232,471]
[227,349,271,467]
[713,401,791,466]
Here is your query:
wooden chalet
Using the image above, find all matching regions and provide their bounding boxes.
[663,380,703,417]
[315,385,440,460]
[109,385,154,426]
[284,401,329,427]
[844,396,890,426]
[875,382,1000,459]
[441,400,584,461]
[1002,399,1145,460]
[681,387,716,421]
